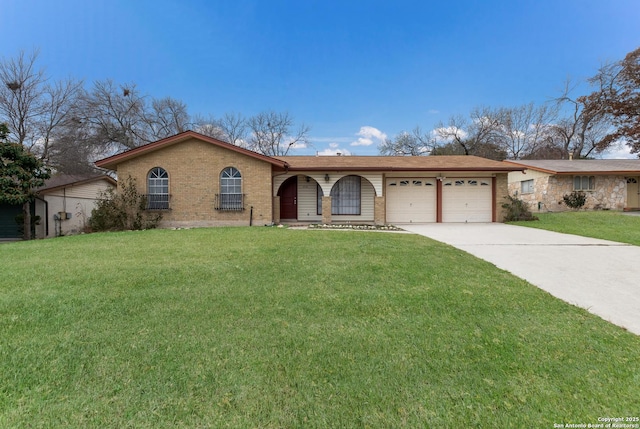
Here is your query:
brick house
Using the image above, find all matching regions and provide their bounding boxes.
[505,159,640,212]
[95,131,520,227]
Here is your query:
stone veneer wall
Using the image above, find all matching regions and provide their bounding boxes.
[509,175,626,211]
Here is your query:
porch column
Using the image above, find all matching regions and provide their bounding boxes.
[321,196,332,224]
[374,195,385,225]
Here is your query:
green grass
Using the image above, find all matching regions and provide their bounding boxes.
[510,210,640,245]
[1,228,639,428]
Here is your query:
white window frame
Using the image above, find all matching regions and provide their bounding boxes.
[147,167,169,210]
[219,167,243,210]
[521,179,534,194]
[573,175,595,191]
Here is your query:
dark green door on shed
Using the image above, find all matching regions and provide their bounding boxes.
[0,203,24,239]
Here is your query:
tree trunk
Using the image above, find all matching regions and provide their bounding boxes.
[23,201,31,240]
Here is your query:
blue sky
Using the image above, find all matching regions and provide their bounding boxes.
[2,0,639,157]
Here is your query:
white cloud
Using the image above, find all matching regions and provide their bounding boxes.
[427,109,440,115]
[600,143,636,159]
[317,147,352,156]
[351,126,387,147]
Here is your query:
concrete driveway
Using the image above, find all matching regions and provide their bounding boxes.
[401,223,640,336]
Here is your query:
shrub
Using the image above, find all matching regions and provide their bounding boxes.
[15,213,41,237]
[502,195,538,221]
[89,176,162,232]
[562,191,587,210]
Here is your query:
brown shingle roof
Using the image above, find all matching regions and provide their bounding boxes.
[505,159,640,174]
[277,155,520,172]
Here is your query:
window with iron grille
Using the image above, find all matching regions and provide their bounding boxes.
[147,167,169,210]
[217,167,243,211]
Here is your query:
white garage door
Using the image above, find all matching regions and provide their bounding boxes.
[386,178,436,223]
[442,178,493,222]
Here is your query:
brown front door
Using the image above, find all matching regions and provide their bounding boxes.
[279,176,298,219]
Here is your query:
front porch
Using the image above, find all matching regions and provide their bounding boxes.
[273,174,385,225]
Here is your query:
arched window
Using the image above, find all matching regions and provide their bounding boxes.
[147,167,169,209]
[331,175,361,215]
[217,167,243,211]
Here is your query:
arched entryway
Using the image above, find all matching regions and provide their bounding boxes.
[278,176,298,220]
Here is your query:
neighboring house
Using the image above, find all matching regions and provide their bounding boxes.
[34,174,117,238]
[505,159,640,212]
[95,131,521,227]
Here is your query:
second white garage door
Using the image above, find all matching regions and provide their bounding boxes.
[442,178,493,222]
[386,178,436,223]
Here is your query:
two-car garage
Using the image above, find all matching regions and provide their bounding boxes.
[385,177,493,223]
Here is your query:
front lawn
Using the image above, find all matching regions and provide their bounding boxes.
[1,228,638,428]
[510,210,640,245]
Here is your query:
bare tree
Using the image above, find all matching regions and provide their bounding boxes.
[434,107,504,159]
[47,116,104,174]
[0,50,46,151]
[434,115,470,154]
[192,114,227,141]
[38,78,84,163]
[378,126,434,155]
[145,97,190,139]
[246,111,310,156]
[0,49,84,162]
[549,81,611,159]
[218,112,248,147]
[194,112,249,146]
[497,103,557,159]
[78,79,158,154]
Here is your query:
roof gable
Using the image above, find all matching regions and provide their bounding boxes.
[95,131,289,170]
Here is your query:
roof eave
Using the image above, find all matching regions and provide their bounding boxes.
[287,166,521,172]
[37,176,117,194]
[554,170,640,175]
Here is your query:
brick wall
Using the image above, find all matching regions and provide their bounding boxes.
[494,173,508,222]
[116,138,274,227]
[374,196,385,225]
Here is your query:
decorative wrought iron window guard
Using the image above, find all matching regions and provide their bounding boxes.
[215,194,245,211]
[145,194,170,210]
